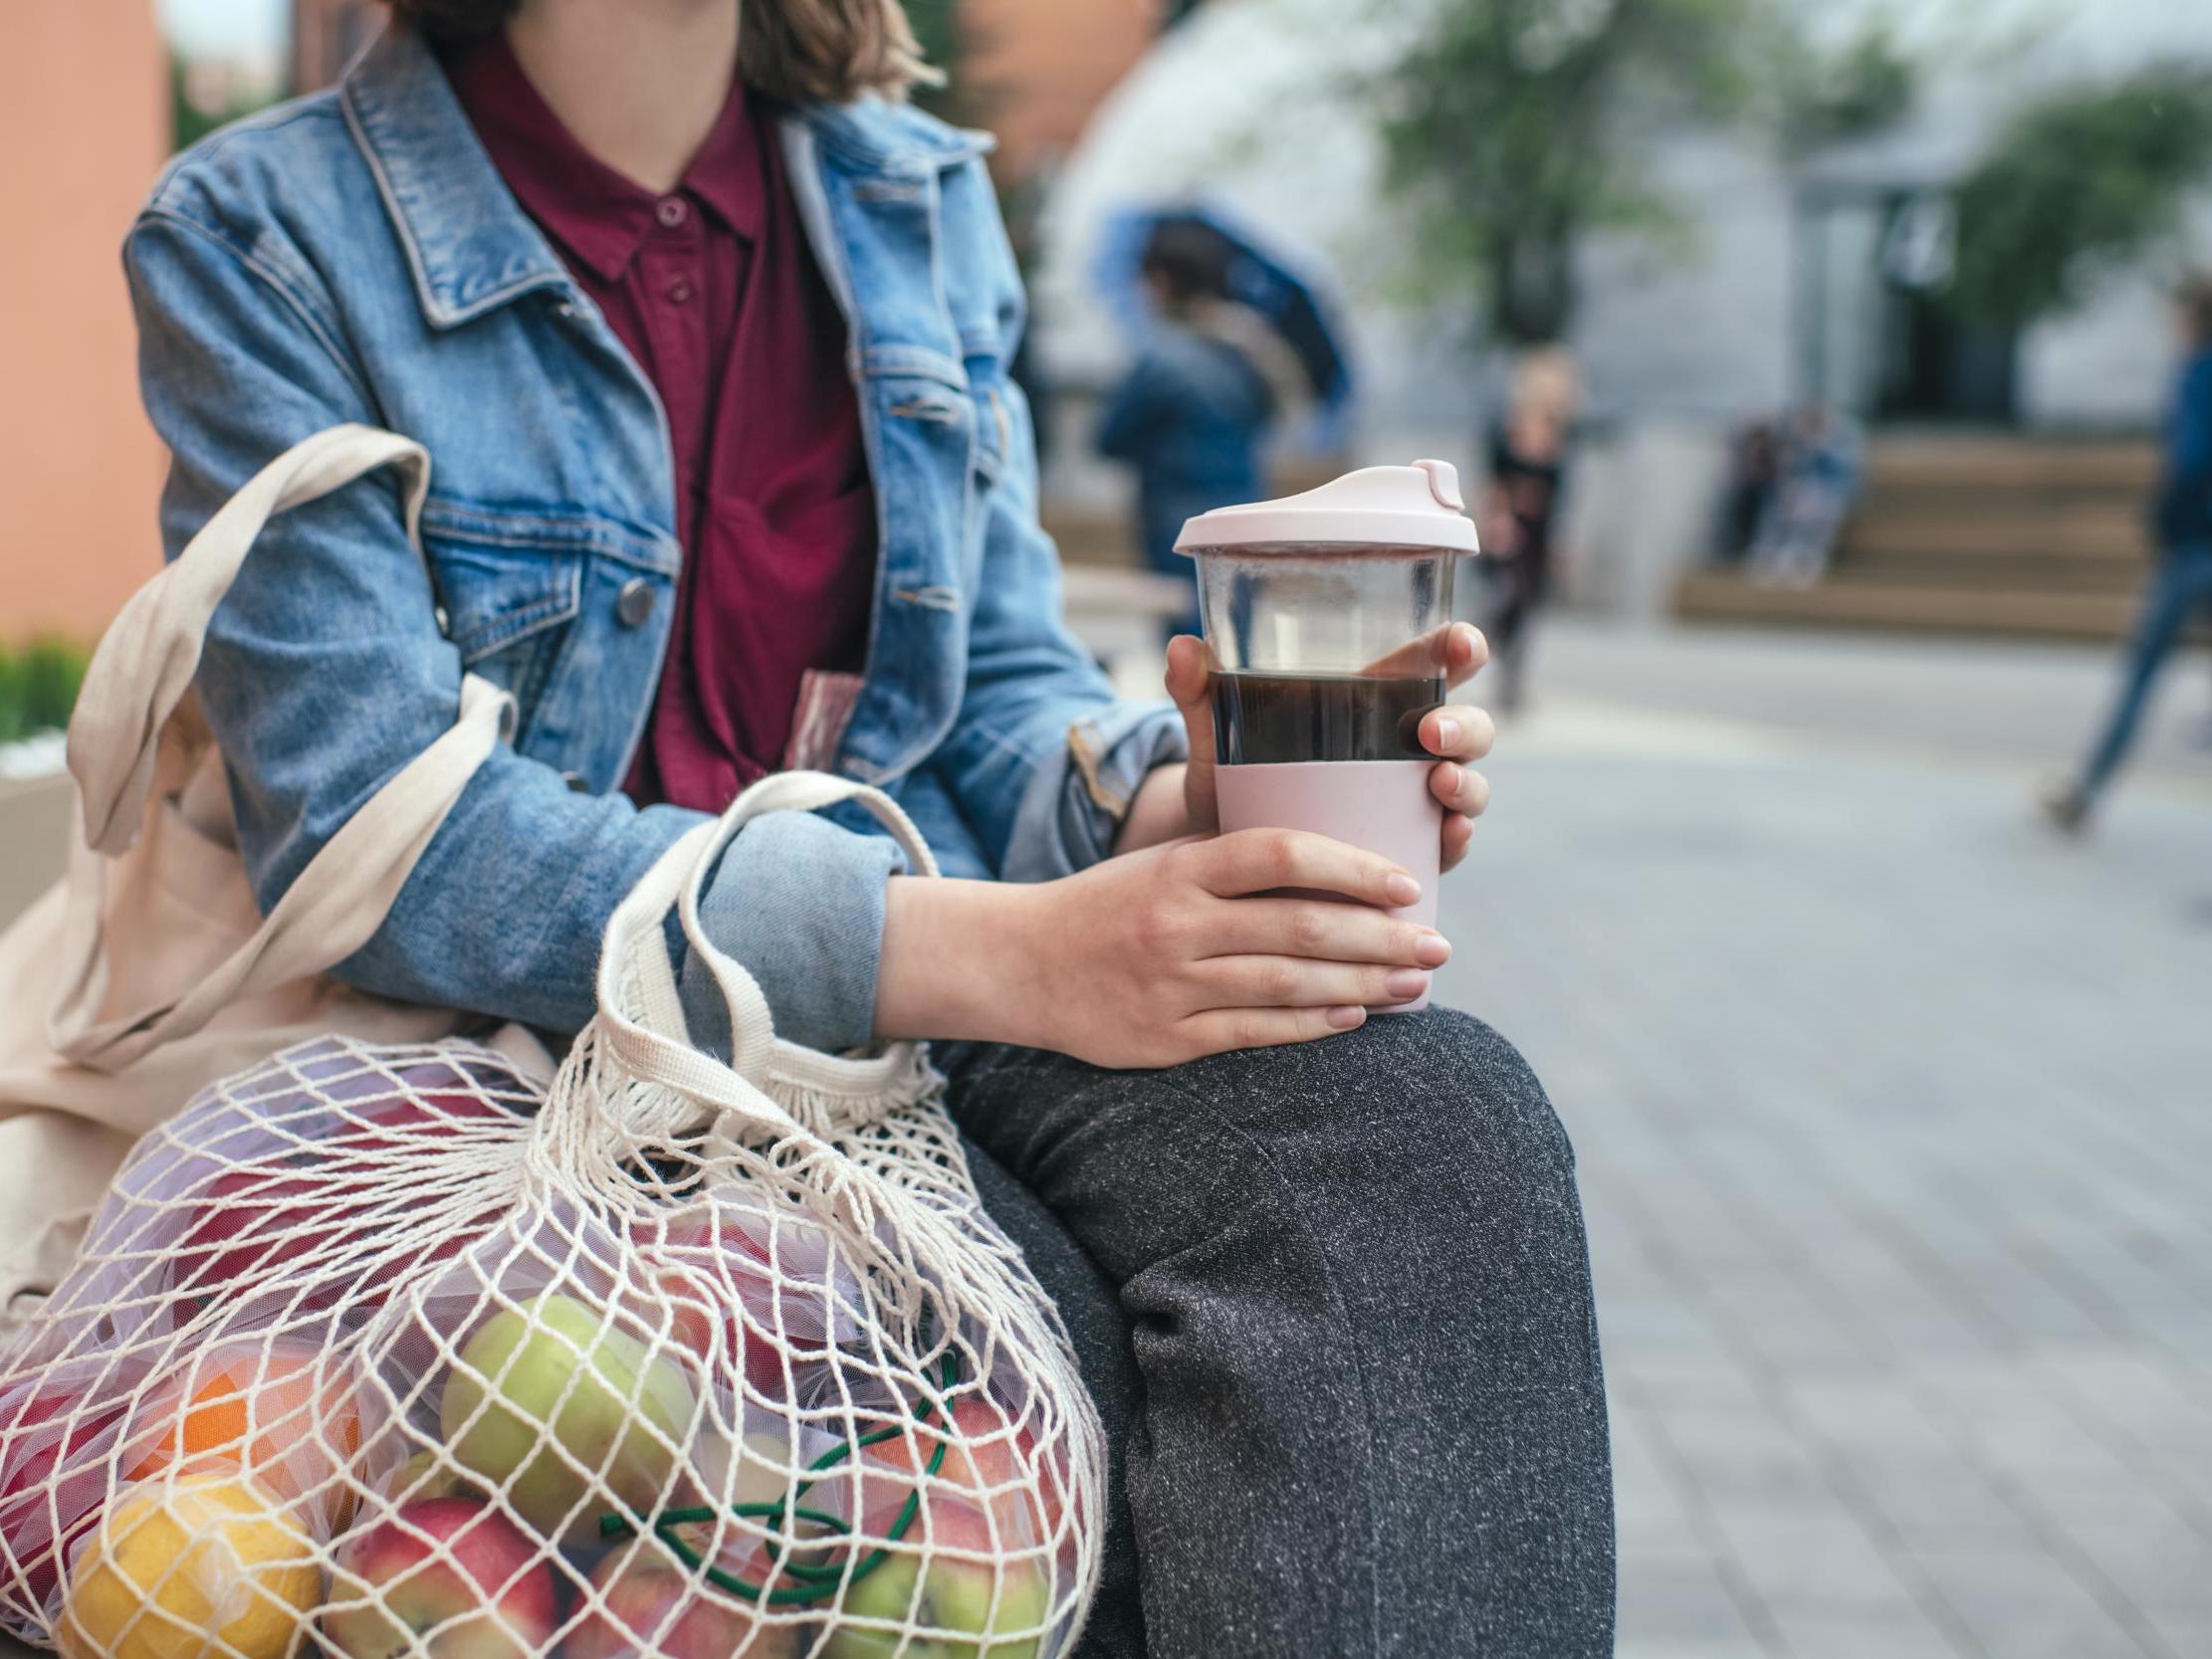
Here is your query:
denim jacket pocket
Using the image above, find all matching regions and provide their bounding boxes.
[418,502,584,729]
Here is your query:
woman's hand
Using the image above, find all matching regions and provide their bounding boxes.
[875,831,1452,1068]
[1151,622,1495,873]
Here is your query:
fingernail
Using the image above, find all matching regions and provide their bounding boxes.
[1385,968,1430,999]
[1385,873,1423,906]
[1435,717,1462,748]
[1415,933,1451,967]
[1327,1004,1367,1030]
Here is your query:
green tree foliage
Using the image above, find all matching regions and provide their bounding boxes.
[170,53,273,152]
[906,0,985,128]
[1375,0,1914,346]
[0,638,90,745]
[1948,69,2212,326]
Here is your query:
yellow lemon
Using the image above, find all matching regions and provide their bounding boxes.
[61,1470,322,1659]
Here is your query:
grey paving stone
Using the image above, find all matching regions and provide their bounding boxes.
[1657,1404,1833,1503]
[1851,1458,2045,1549]
[1909,1547,2166,1659]
[1614,1353,1770,1413]
[1703,1496,1911,1606]
[2042,1489,2212,1618]
[1763,1600,1971,1659]
[1619,1548,1768,1645]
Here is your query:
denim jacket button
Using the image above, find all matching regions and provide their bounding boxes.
[615,577,655,627]
[559,770,590,792]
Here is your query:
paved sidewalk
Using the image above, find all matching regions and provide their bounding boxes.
[1433,623,2212,1658]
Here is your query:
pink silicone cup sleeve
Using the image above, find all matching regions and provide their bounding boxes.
[1214,758,1442,1013]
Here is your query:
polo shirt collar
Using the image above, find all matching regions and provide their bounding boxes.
[440,31,766,287]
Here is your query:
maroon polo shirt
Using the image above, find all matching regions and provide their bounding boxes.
[446,34,877,809]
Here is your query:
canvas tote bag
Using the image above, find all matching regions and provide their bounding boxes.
[0,424,549,1314]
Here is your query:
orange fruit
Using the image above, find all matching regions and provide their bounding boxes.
[126,1339,360,1525]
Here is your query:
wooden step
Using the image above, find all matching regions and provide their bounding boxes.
[1824,552,2147,593]
[1861,436,2159,494]
[1841,504,2150,562]
[1059,563,1192,622]
[1673,569,2151,642]
[1040,508,1138,568]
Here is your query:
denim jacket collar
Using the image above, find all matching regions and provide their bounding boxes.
[340,25,991,333]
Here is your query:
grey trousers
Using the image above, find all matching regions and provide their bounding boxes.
[945,1007,1616,1659]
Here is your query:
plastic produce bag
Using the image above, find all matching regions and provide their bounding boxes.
[0,774,1105,1659]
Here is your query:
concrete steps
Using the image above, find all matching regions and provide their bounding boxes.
[1676,433,2167,642]
[1673,570,2143,640]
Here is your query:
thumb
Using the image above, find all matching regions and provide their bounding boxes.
[1165,635,1215,752]
[1165,634,1219,832]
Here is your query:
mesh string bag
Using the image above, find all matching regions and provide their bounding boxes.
[0,772,1106,1659]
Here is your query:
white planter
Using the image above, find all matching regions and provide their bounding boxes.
[0,770,73,929]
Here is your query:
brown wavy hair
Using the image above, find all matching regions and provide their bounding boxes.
[383,0,936,104]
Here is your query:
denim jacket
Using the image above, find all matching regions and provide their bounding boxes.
[124,25,1184,1052]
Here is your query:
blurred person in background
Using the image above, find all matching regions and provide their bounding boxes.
[1096,220,1305,638]
[2045,275,2212,832]
[1477,346,1579,714]
[1717,413,1783,562]
[1748,403,1861,588]
[112,0,1615,1651]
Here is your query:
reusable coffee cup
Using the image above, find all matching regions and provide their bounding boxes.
[1175,460,1479,1013]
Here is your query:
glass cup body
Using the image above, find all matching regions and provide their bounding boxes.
[1191,541,1457,765]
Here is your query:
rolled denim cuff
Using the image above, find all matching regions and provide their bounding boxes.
[1000,701,1190,882]
[681,809,906,1057]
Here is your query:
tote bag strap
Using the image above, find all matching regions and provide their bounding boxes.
[50,424,512,1068]
[564,772,940,1149]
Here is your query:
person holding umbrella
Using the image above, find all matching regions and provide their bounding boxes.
[1096,219,1312,636]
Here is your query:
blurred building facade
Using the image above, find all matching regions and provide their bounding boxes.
[961,0,1161,191]
[1,5,169,639]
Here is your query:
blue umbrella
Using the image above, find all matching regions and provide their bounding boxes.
[1094,202,1356,445]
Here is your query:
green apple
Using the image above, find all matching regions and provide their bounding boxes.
[440,1292,696,1544]
[381,1446,485,1505]
[822,1496,1052,1659]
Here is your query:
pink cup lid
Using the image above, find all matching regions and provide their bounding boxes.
[1172,459,1479,555]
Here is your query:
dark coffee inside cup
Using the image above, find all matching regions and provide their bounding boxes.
[1211,671,1445,765]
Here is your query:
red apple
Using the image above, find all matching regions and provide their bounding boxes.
[168,1088,521,1315]
[638,1205,834,1400]
[567,1531,799,1659]
[0,1379,128,1614]
[323,1088,520,1154]
[850,1394,1067,1550]
[323,1497,558,1659]
[171,1166,354,1299]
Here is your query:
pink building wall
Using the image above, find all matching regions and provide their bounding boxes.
[1,5,169,642]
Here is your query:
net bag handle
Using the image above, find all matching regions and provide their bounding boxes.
[562,771,942,1151]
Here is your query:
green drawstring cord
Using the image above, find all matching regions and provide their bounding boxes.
[598,1348,960,1606]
